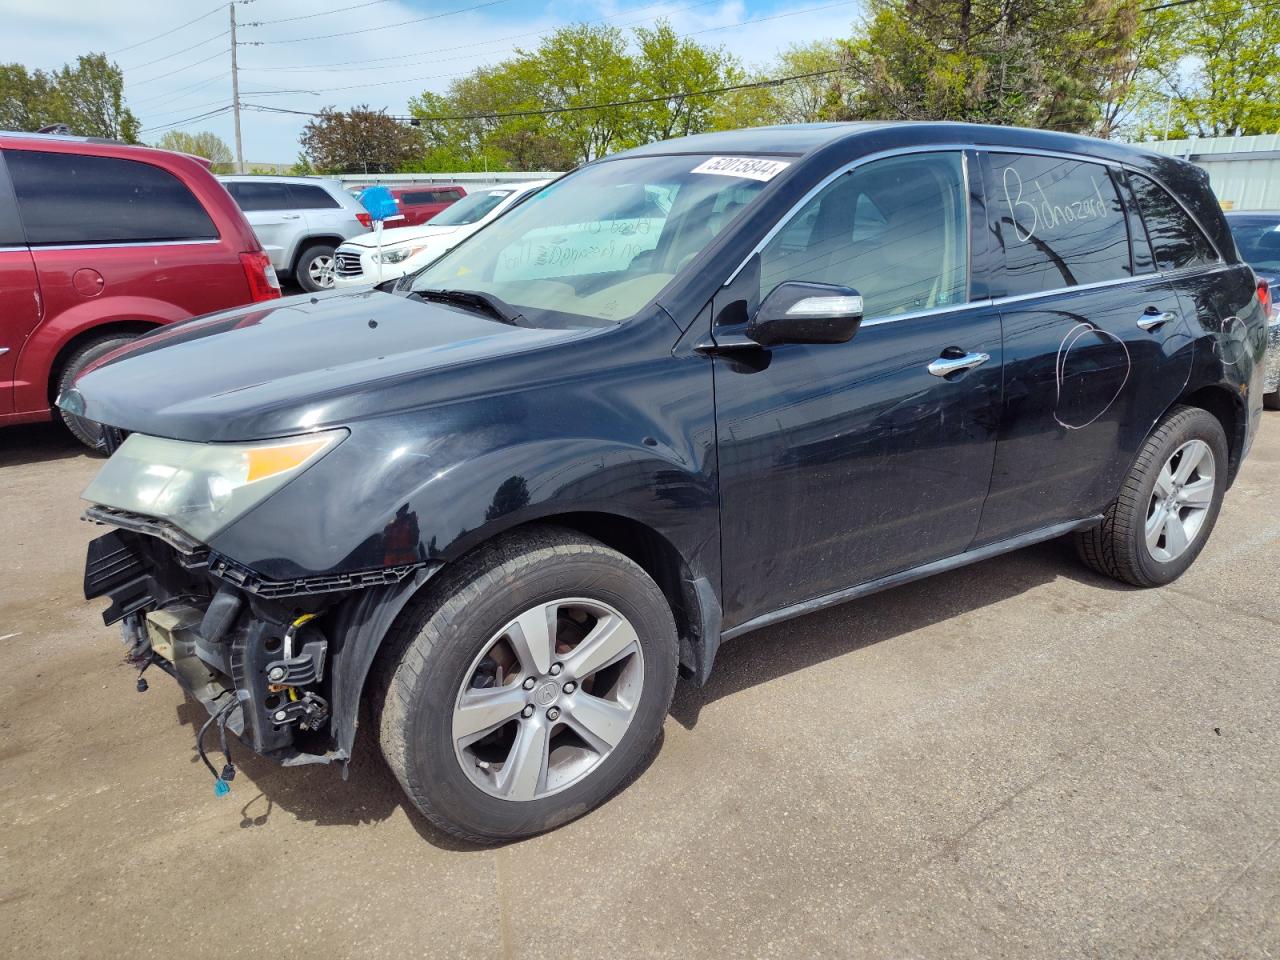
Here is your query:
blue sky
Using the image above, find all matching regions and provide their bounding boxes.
[0,0,866,162]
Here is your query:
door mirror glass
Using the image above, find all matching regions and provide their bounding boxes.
[748,281,864,346]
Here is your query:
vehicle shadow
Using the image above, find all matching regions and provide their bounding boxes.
[168,534,1134,851]
[670,536,1140,729]
[0,422,90,467]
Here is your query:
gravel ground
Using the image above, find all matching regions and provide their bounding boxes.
[1,416,1277,960]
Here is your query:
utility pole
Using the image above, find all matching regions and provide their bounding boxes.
[230,2,244,174]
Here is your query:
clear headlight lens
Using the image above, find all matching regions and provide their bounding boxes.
[372,245,426,265]
[82,429,346,542]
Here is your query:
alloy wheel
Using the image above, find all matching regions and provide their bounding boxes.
[1146,438,1215,563]
[309,254,335,288]
[451,598,645,802]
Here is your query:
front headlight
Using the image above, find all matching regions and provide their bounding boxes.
[82,429,346,542]
[373,245,426,265]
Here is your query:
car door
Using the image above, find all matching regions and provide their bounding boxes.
[289,182,359,238]
[972,151,1193,546]
[226,181,293,270]
[0,153,39,416]
[712,150,1004,631]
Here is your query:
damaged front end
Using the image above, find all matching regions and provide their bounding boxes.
[84,503,433,789]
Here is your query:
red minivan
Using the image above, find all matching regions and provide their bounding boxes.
[388,184,467,226]
[0,132,280,447]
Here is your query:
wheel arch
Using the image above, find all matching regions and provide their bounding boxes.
[1170,383,1245,484]
[290,235,345,273]
[46,319,162,406]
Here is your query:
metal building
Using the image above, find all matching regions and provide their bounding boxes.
[1145,135,1280,211]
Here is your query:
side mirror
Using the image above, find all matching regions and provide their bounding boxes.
[747,281,864,347]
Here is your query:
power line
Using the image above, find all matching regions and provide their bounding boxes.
[247,0,395,26]
[245,67,850,124]
[107,3,225,56]
[245,0,863,94]
[244,0,515,44]
[243,0,727,72]
[122,30,229,73]
[128,48,228,87]
[140,104,233,135]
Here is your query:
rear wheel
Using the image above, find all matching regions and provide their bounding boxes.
[378,526,678,842]
[1075,405,1228,587]
[56,333,139,451]
[1264,389,1280,411]
[295,244,336,292]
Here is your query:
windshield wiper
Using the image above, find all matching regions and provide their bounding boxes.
[414,288,526,326]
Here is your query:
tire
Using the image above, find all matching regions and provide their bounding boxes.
[295,244,336,292]
[56,333,138,451]
[1075,404,1228,587]
[1264,390,1280,412]
[378,525,678,842]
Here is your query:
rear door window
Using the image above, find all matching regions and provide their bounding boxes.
[401,191,438,205]
[1127,172,1217,271]
[989,153,1131,295]
[8,149,217,245]
[286,183,340,209]
[225,181,290,212]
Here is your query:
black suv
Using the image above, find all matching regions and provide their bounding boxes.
[66,123,1268,841]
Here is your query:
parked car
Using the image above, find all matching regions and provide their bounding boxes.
[387,184,467,226]
[220,175,368,292]
[66,123,1267,842]
[332,180,547,288]
[1224,211,1280,409]
[0,131,279,448]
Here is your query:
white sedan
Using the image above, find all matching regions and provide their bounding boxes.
[333,180,549,288]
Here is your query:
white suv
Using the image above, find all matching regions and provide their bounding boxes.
[333,180,548,288]
[220,176,369,292]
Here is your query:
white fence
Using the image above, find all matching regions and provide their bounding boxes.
[334,171,559,188]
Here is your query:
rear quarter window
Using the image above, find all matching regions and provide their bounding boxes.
[1127,172,1218,271]
[8,150,218,245]
[286,184,341,209]
[990,153,1132,295]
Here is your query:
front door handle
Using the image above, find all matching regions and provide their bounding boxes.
[282,214,302,220]
[1138,309,1177,331]
[927,351,990,377]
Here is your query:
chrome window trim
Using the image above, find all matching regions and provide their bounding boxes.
[988,271,1167,309]
[23,238,221,251]
[0,244,28,251]
[724,141,1228,299]
[723,142,980,287]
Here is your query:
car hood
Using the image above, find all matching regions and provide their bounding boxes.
[63,290,597,442]
[343,224,462,248]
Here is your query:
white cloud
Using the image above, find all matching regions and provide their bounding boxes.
[0,0,864,162]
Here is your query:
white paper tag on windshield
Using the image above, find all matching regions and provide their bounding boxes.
[690,156,791,182]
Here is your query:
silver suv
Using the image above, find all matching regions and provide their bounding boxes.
[219,176,368,292]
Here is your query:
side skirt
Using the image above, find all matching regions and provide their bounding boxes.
[719,516,1102,643]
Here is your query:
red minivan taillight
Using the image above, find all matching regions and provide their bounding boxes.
[356,211,372,229]
[1258,277,1273,317]
[240,251,282,302]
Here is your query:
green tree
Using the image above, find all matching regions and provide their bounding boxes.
[300,105,425,173]
[0,53,138,141]
[846,0,1139,133]
[767,41,856,124]
[630,22,735,143]
[1137,0,1280,137]
[155,130,233,172]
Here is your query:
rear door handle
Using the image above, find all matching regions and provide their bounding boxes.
[1138,309,1177,331]
[928,351,990,377]
[282,214,302,220]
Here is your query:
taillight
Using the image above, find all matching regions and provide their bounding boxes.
[356,211,372,229]
[240,251,282,302]
[1257,277,1273,316]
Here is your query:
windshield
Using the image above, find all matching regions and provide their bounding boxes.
[428,189,515,226]
[409,155,778,324]
[1228,217,1280,271]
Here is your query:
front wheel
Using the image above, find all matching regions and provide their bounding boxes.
[1075,405,1228,587]
[378,527,679,842]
